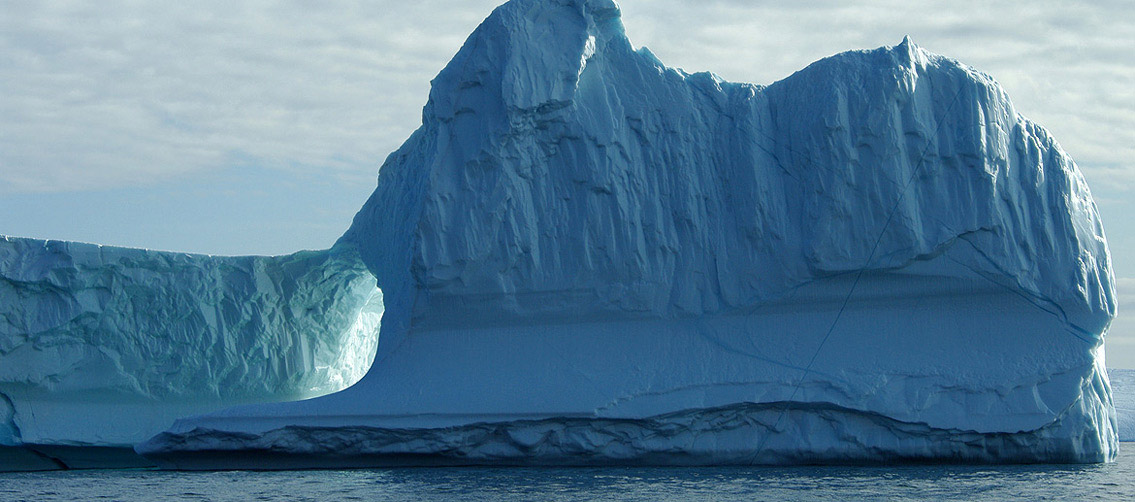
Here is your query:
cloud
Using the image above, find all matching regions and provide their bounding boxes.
[0,0,502,193]
[1118,277,1135,305]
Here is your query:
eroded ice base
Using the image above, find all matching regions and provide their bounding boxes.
[141,399,1110,470]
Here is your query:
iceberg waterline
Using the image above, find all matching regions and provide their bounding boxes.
[2,0,1120,468]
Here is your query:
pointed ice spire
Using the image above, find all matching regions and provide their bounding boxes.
[895,35,925,68]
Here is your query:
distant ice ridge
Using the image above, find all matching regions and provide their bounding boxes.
[1111,369,1135,441]
[138,0,1117,467]
[0,236,382,450]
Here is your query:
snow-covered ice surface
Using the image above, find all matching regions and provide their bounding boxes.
[1110,369,1135,441]
[136,0,1117,468]
[0,237,382,455]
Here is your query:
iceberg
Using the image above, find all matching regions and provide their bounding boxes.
[4,0,1119,469]
[137,0,1117,467]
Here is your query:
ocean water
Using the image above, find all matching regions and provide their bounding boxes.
[2,448,1133,501]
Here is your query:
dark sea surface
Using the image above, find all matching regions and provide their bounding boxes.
[1,448,1133,501]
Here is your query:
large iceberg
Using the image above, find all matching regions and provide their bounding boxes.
[137,0,1117,467]
[5,0,1120,469]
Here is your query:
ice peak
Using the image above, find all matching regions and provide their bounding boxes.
[423,0,635,121]
[894,35,926,68]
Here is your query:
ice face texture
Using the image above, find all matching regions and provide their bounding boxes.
[136,0,1117,467]
[0,237,382,449]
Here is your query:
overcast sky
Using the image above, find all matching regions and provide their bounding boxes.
[2,0,1133,367]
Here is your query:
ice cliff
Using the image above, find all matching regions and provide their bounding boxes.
[0,237,382,456]
[6,0,1121,469]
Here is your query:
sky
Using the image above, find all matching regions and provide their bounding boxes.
[1,0,1133,367]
